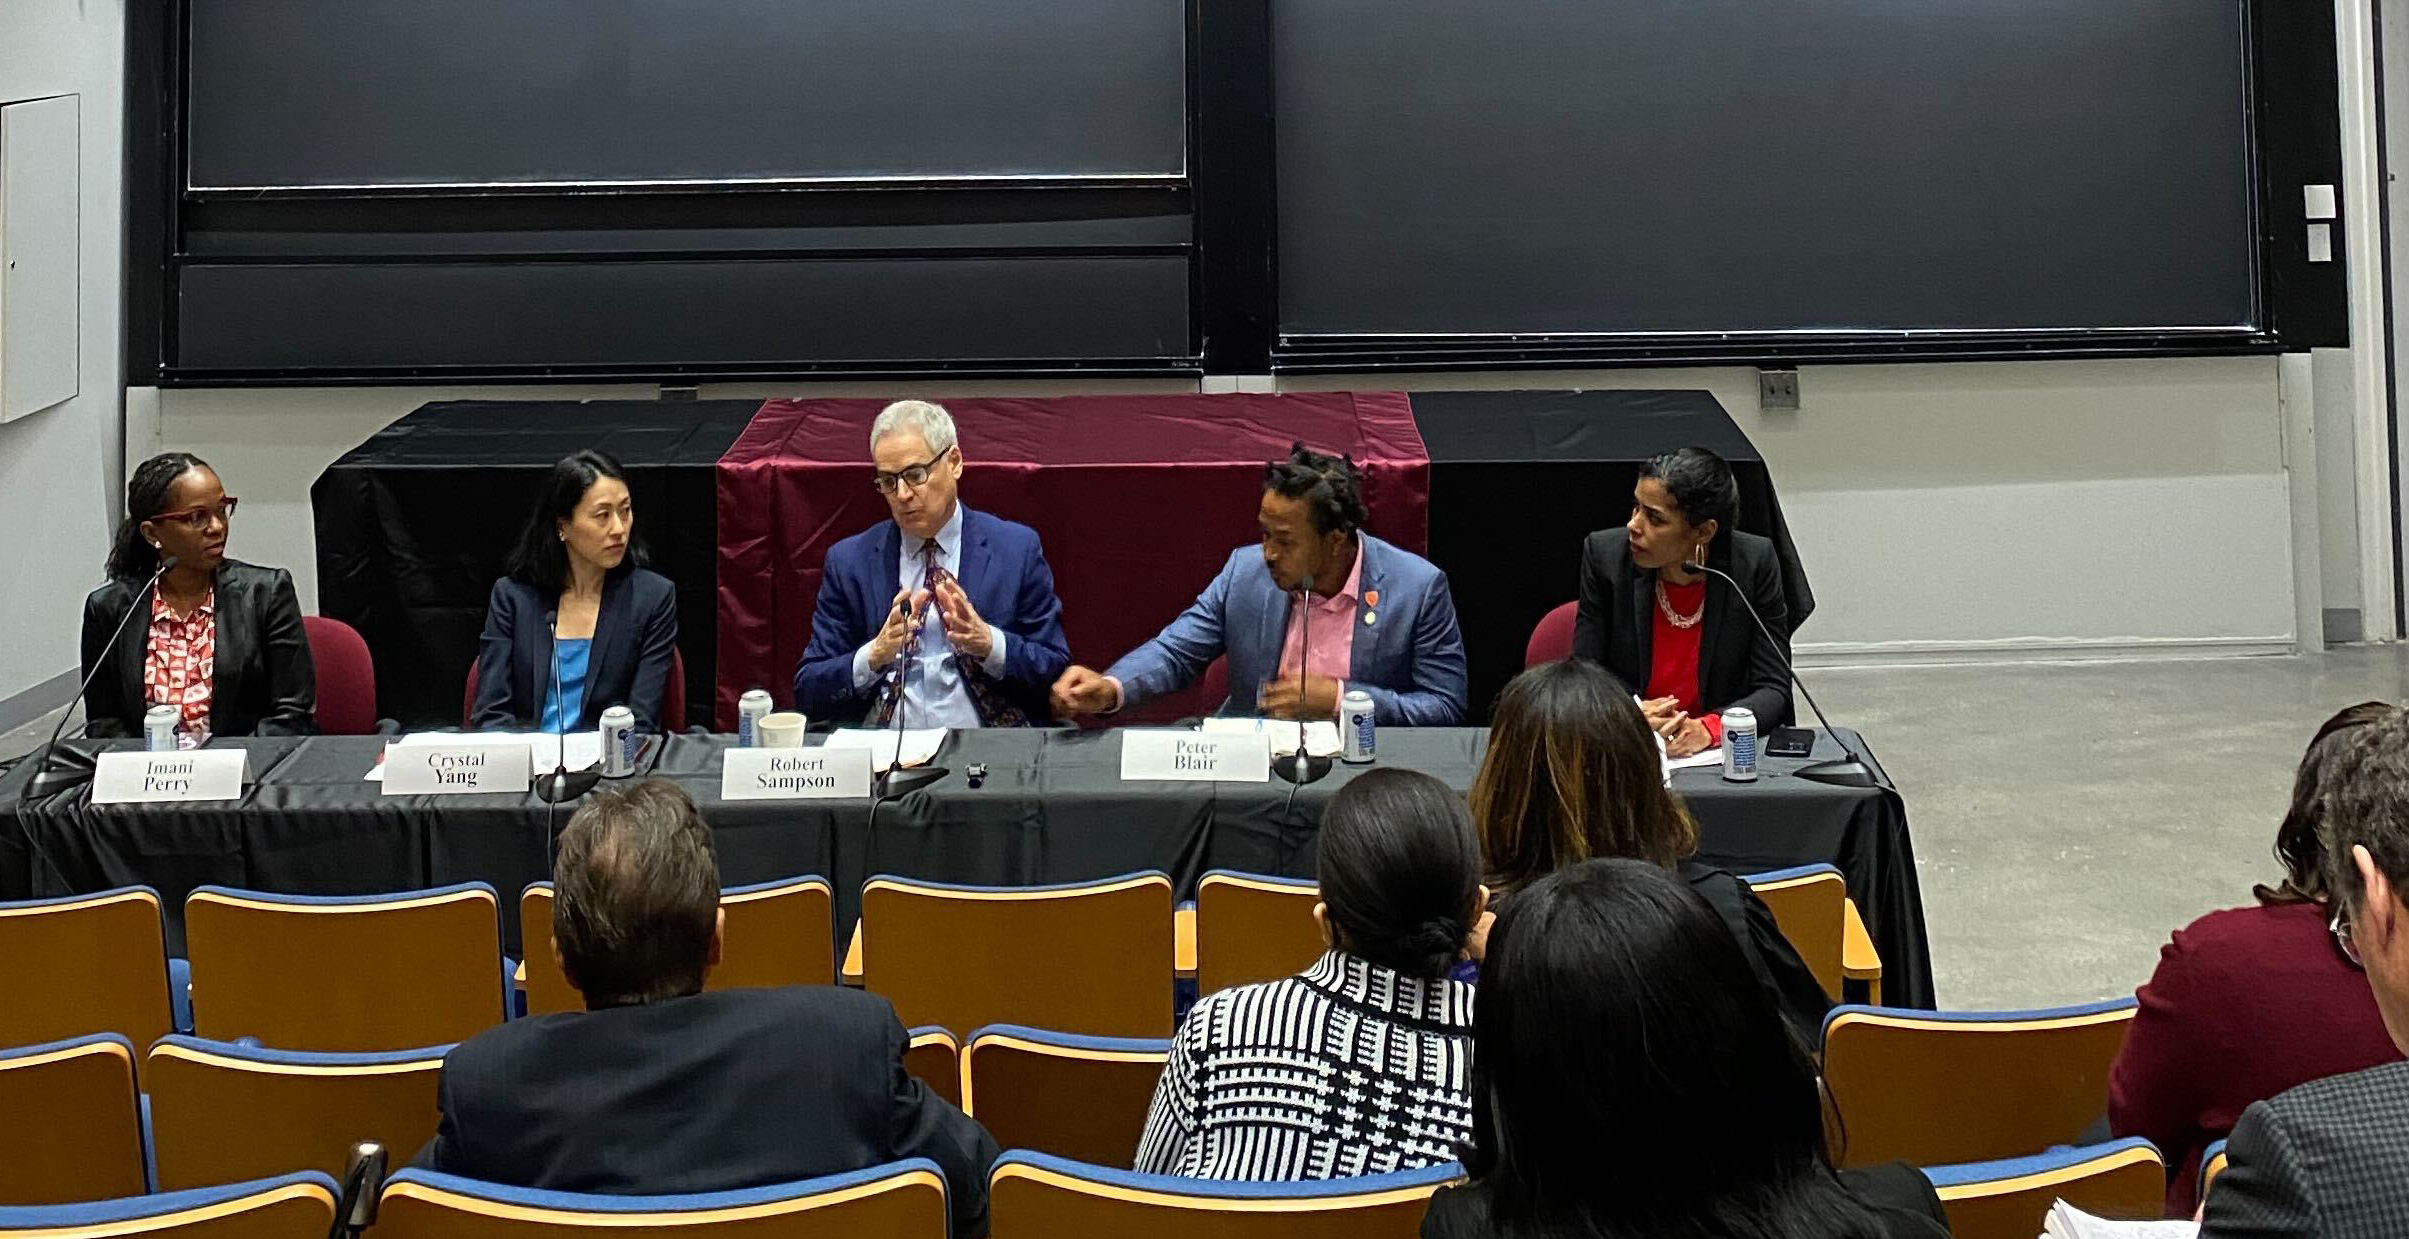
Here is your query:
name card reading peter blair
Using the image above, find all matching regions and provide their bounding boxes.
[1120,730,1272,783]
[91,749,250,805]
[721,746,873,801]
[380,740,533,796]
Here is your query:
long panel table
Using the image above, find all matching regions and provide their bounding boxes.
[0,727,1930,1006]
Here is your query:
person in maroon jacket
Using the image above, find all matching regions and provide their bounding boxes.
[2108,701,2406,1216]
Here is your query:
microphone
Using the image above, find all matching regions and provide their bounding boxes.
[329,1140,387,1239]
[534,615,600,805]
[1679,560,1876,788]
[21,555,181,804]
[877,582,950,799]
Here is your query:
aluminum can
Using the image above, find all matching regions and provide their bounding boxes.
[144,705,181,753]
[737,689,773,747]
[599,706,638,777]
[1721,707,1759,782]
[1340,690,1376,763]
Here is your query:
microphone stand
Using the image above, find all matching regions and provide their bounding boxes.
[1681,560,1877,788]
[1272,579,1333,787]
[22,556,180,803]
[877,583,951,800]
[535,617,600,849]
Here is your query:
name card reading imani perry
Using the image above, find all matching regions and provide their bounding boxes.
[1120,731,1271,783]
[137,756,198,794]
[720,746,873,801]
[91,749,250,804]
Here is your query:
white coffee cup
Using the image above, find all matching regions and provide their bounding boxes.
[757,712,808,748]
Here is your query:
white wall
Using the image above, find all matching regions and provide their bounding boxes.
[0,0,123,719]
[148,355,2299,665]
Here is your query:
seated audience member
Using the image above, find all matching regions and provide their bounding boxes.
[1424,859,1947,1239]
[413,780,999,1237]
[1468,658,1831,1040]
[2202,710,2409,1238]
[2111,702,2404,1214]
[794,400,1070,726]
[1052,443,1467,726]
[472,451,678,733]
[1574,445,1792,757]
[1134,767,1482,1180]
[83,452,316,743]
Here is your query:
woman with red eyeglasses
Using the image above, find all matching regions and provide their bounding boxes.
[79,452,316,745]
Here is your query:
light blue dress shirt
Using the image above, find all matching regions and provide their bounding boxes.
[849,503,1008,729]
[541,638,591,732]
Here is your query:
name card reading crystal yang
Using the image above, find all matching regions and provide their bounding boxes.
[1120,730,1271,783]
[91,749,251,805]
[380,739,533,796]
[721,746,874,801]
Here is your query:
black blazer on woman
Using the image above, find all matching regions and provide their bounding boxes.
[471,568,677,733]
[80,559,318,739]
[1571,528,1793,726]
[1422,1163,1950,1239]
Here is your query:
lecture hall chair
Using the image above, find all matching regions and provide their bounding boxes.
[2200,1138,2230,1207]
[184,882,507,1052]
[519,876,835,1017]
[853,872,1176,1038]
[963,1025,1171,1166]
[988,1151,1460,1239]
[145,1035,446,1193]
[1524,600,1579,667]
[375,1160,950,1238]
[1922,1139,2166,1239]
[0,1172,339,1239]
[302,615,379,735]
[1821,997,2139,1168]
[0,886,184,1063]
[1746,864,1886,1004]
[905,1027,962,1110]
[0,1033,150,1206]
[1192,870,1323,997]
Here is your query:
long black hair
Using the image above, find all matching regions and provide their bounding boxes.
[1316,767,1483,978]
[1640,446,1741,539]
[106,452,212,581]
[1466,859,1893,1239]
[506,451,642,595]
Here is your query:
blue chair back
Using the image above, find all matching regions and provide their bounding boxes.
[375,1160,949,1237]
[1923,1138,2165,1239]
[0,1171,336,1238]
[0,1033,148,1205]
[988,1151,1459,1239]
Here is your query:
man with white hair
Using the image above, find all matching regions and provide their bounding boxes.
[792,400,1070,726]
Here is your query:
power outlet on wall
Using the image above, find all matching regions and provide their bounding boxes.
[1758,367,1800,411]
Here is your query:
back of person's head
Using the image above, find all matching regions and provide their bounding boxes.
[1262,442,1368,538]
[1468,859,1890,1239]
[2258,701,2400,905]
[507,450,640,594]
[2320,709,2409,1042]
[552,779,722,1009]
[1316,767,1483,978]
[1471,659,1695,895]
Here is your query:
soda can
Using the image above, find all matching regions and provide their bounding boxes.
[1340,690,1376,764]
[736,689,773,748]
[144,705,181,753]
[599,706,638,777]
[1722,707,1759,783]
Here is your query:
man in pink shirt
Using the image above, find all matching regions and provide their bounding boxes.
[1050,444,1467,726]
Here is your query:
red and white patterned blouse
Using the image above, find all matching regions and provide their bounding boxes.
[144,588,216,746]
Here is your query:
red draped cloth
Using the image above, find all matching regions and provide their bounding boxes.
[714,392,1430,727]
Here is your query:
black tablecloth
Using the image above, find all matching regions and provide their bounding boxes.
[312,400,757,728]
[0,727,1929,1006]
[1414,389,1816,720]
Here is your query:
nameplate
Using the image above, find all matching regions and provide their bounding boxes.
[1120,730,1271,783]
[91,750,250,805]
[380,740,533,796]
[721,747,874,801]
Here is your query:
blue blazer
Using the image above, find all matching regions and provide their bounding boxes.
[793,507,1072,725]
[471,568,678,732]
[1104,534,1468,726]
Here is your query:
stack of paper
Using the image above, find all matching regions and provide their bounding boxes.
[824,728,948,773]
[2039,1200,2197,1239]
[1200,716,1340,758]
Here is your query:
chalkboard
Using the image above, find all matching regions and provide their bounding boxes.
[1274,0,2257,337]
[186,0,1188,190]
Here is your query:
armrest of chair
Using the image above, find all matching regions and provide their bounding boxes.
[1842,898,1882,1005]
[842,923,864,987]
[167,957,193,1034]
[1175,903,1197,980]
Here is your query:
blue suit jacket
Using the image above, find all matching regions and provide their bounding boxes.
[1104,534,1468,726]
[471,568,678,732]
[793,507,1072,725]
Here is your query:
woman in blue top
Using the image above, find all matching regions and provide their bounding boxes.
[471,451,678,733]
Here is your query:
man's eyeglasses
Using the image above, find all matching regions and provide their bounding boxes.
[150,498,239,529]
[872,455,949,495]
[2333,907,2364,968]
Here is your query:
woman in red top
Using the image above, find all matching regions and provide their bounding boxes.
[1570,447,1792,757]
[2108,701,2404,1215]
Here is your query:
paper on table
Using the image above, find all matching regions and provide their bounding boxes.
[1664,748,1724,774]
[2040,1199,2197,1239]
[824,728,948,773]
[364,731,597,782]
[1200,716,1340,758]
